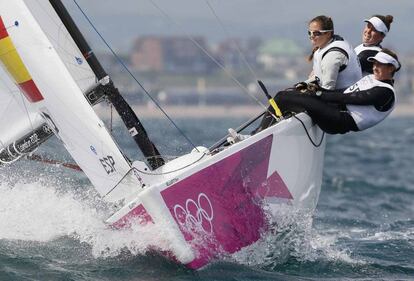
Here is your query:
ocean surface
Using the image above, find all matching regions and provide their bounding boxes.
[0,115,413,281]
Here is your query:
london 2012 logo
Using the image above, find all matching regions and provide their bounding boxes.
[173,193,214,234]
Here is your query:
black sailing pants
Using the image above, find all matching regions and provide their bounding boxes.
[256,90,359,135]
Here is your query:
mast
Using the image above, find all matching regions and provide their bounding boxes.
[49,0,164,169]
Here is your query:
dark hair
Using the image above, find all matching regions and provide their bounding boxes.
[372,14,394,33]
[307,15,334,61]
[381,48,401,73]
[309,15,334,32]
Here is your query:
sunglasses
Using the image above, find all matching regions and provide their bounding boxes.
[308,30,332,37]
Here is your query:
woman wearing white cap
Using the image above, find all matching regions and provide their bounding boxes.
[261,48,400,135]
[355,15,394,76]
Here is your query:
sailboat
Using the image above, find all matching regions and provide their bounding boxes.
[0,0,325,269]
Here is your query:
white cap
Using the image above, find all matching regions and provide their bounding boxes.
[364,16,388,35]
[368,51,401,71]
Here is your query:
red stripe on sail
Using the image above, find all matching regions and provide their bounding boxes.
[0,17,9,39]
[18,80,44,102]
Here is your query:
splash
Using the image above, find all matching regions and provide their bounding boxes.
[230,203,362,268]
[0,181,177,259]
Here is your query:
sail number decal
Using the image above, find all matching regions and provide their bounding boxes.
[100,156,116,174]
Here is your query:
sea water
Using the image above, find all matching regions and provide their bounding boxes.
[0,116,413,280]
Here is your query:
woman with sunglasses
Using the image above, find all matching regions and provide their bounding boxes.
[228,49,399,143]
[269,49,400,135]
[301,15,362,91]
[355,15,394,76]
[250,15,362,133]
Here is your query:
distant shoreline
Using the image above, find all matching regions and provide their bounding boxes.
[391,102,414,117]
[133,103,414,118]
[95,102,414,119]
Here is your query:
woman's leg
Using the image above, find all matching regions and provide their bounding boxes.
[275,91,358,134]
[253,90,357,134]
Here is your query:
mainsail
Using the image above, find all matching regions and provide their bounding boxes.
[23,0,97,95]
[0,64,45,164]
[0,0,95,164]
[0,0,143,202]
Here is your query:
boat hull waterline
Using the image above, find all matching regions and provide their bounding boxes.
[108,115,325,269]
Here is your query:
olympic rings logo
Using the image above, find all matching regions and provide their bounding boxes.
[173,193,214,234]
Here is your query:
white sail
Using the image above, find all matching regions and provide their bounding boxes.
[0,0,141,202]
[0,0,97,150]
[0,66,43,150]
[23,0,97,94]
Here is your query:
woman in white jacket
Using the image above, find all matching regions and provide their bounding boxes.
[272,49,400,134]
[355,15,394,76]
[255,15,362,133]
[301,15,362,90]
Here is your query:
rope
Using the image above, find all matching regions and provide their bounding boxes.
[147,0,270,113]
[103,151,209,198]
[72,0,199,152]
[205,1,258,80]
[293,114,325,147]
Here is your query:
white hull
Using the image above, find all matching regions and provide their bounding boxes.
[106,113,326,269]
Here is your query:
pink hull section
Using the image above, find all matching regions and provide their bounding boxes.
[162,135,292,269]
[110,135,293,269]
[111,204,153,229]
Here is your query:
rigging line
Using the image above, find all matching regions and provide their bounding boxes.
[72,0,199,152]
[209,110,266,151]
[205,0,258,80]
[204,1,277,121]
[103,151,208,198]
[134,152,207,175]
[0,74,36,145]
[293,114,325,147]
[17,91,36,138]
[26,154,82,171]
[34,0,94,75]
[148,0,269,113]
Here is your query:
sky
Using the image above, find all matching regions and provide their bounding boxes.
[63,0,413,55]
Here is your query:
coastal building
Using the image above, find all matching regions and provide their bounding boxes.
[130,36,215,74]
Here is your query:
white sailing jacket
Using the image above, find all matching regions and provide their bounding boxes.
[313,37,362,89]
[354,43,382,76]
[345,75,395,131]
[354,44,382,56]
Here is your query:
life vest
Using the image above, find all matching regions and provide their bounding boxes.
[313,36,362,89]
[345,75,395,131]
[354,43,382,76]
[354,44,382,56]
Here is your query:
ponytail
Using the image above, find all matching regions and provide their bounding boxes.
[307,47,318,62]
[372,14,394,32]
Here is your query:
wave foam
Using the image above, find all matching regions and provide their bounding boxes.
[0,181,174,258]
[231,204,363,268]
